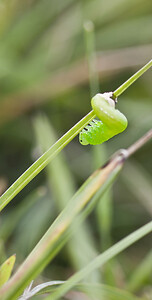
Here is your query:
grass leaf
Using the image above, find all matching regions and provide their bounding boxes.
[0,255,16,288]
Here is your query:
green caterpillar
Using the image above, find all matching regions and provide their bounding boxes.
[79,92,128,145]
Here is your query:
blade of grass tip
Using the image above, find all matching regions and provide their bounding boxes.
[0,152,124,300]
[83,20,100,96]
[0,255,16,288]
[47,221,152,300]
[0,110,95,212]
[113,59,152,99]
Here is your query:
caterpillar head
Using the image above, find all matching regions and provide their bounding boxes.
[95,92,116,108]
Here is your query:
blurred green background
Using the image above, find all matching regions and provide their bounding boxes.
[0,0,152,298]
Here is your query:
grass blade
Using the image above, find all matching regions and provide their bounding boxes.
[0,255,16,288]
[48,222,152,300]
[0,152,124,300]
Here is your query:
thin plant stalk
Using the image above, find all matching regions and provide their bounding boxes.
[113,59,152,98]
[83,20,100,96]
[0,60,151,212]
[0,111,95,212]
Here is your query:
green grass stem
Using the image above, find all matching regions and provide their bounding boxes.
[113,59,152,98]
[0,111,95,212]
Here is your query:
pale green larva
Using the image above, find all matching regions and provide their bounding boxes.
[79,92,128,145]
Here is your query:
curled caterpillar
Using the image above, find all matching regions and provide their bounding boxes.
[79,92,128,145]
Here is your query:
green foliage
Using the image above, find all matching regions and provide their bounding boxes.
[0,255,16,288]
[0,1,151,300]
